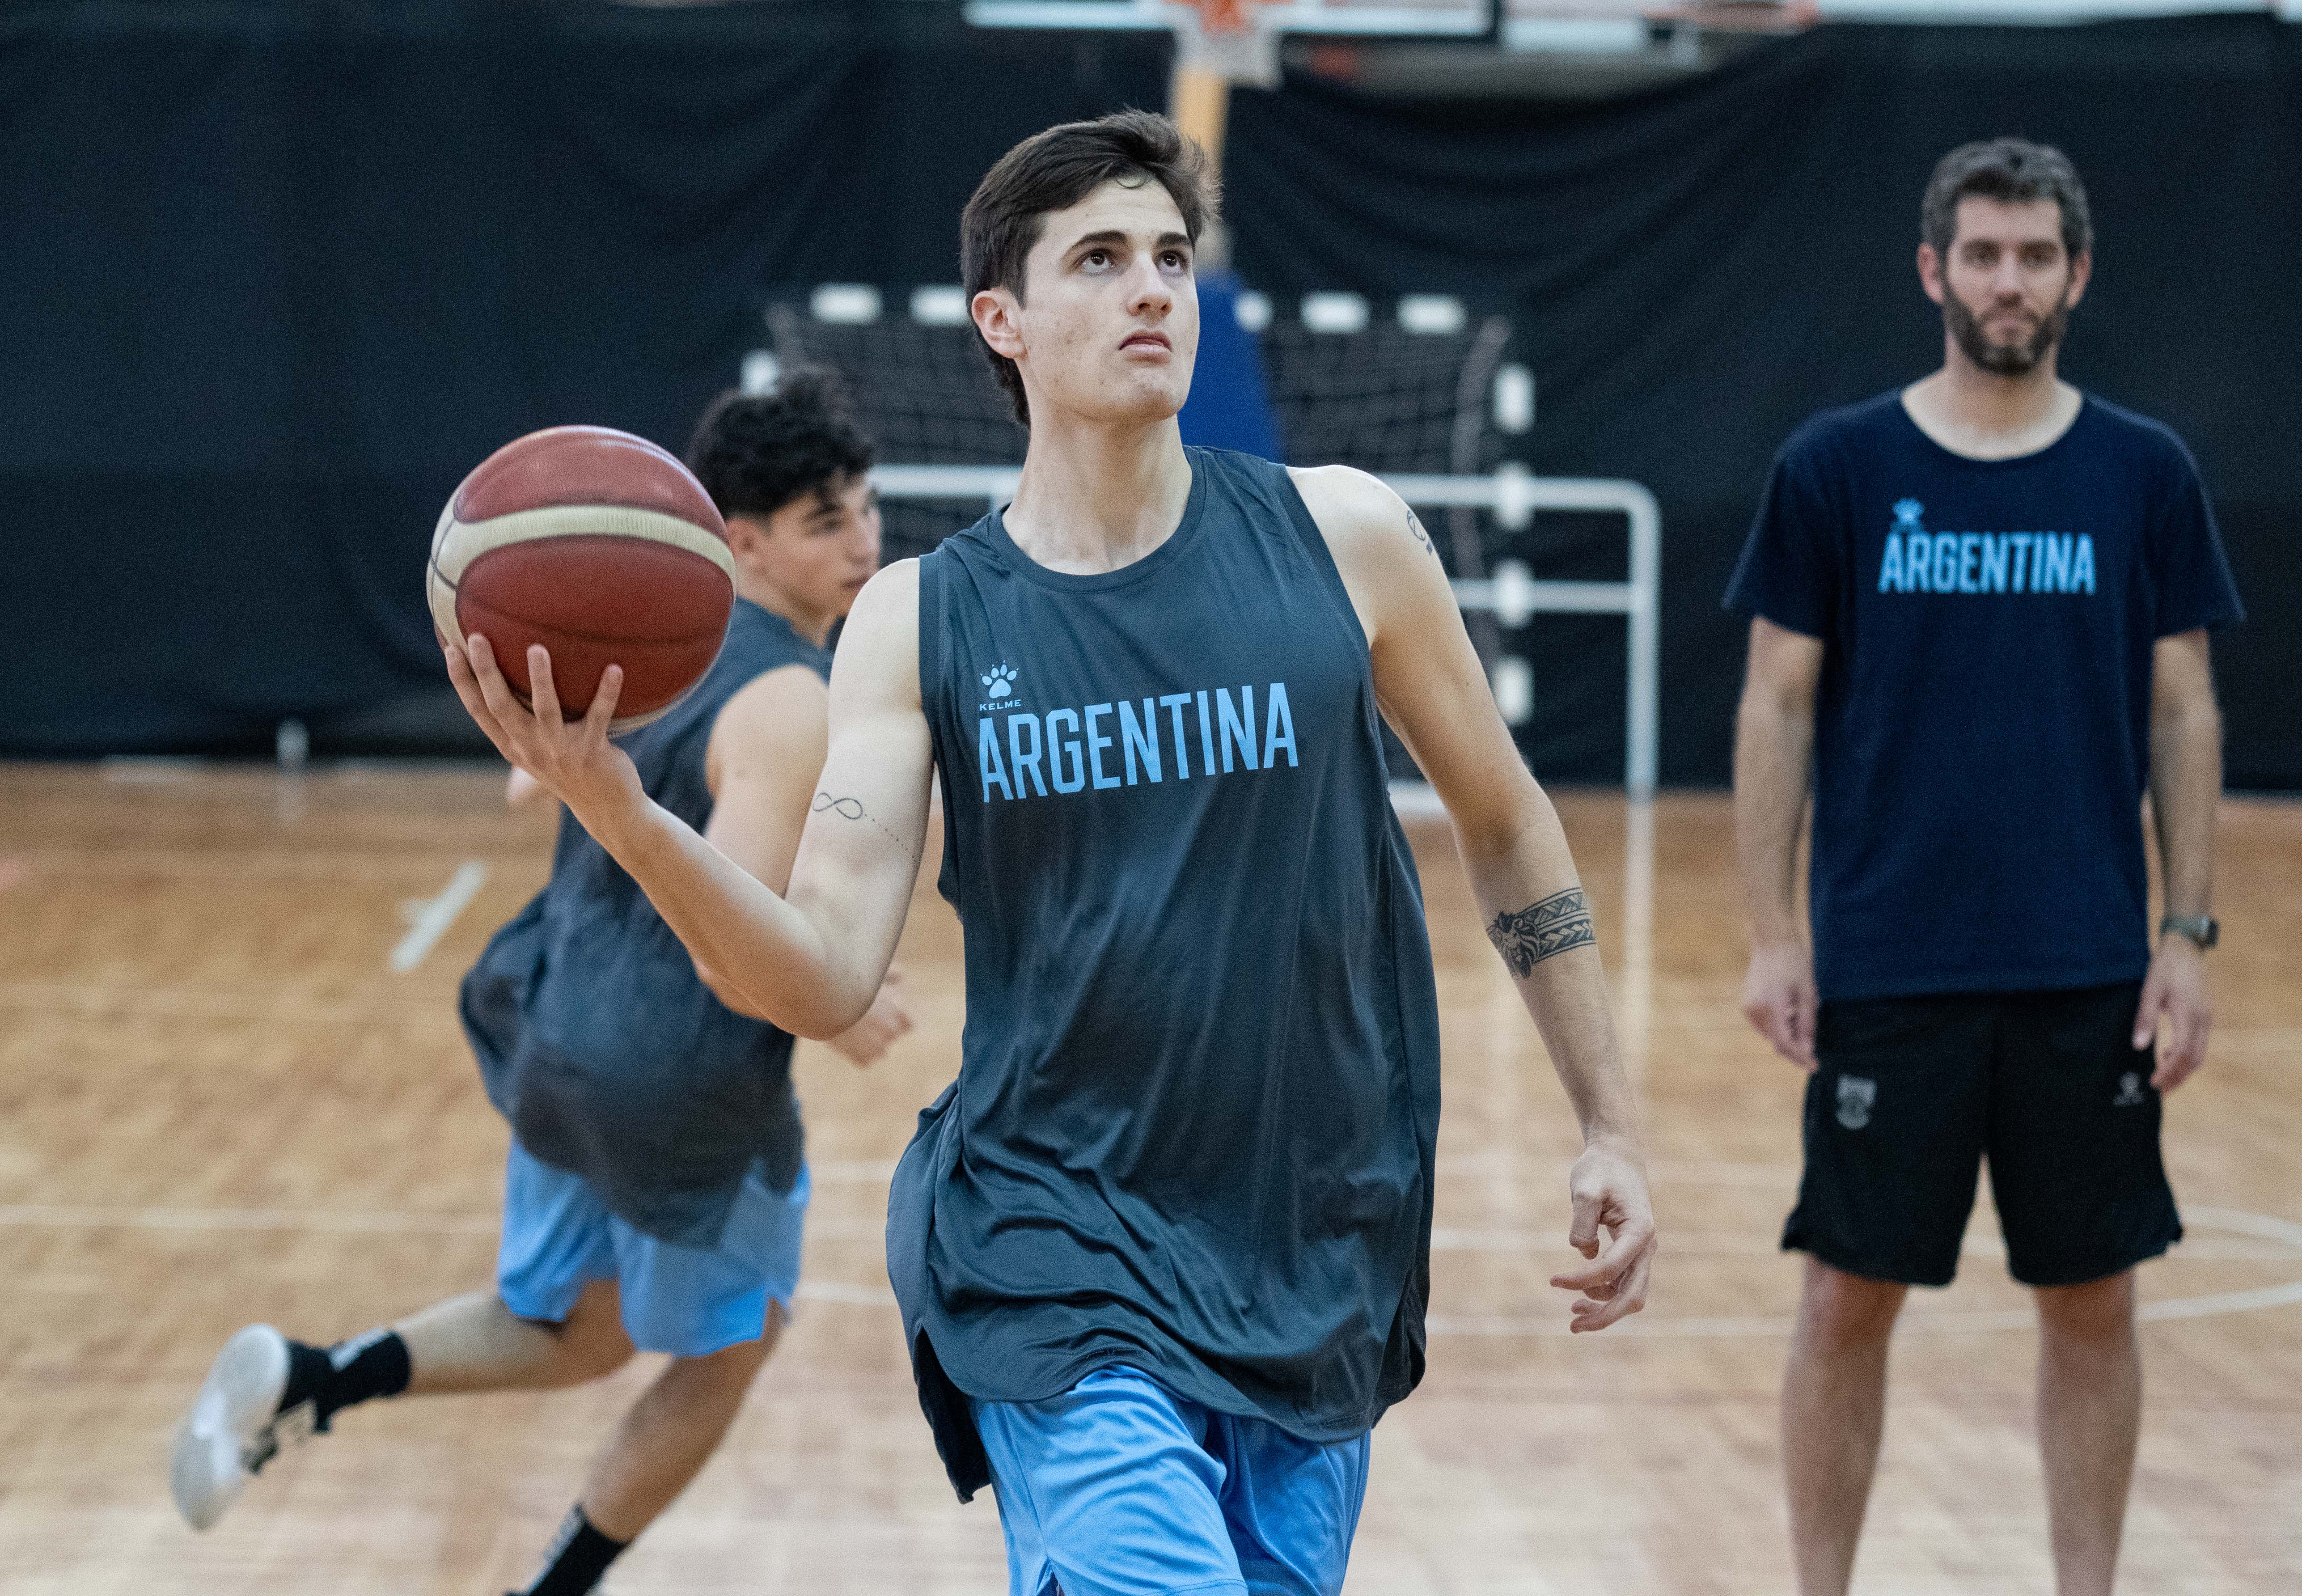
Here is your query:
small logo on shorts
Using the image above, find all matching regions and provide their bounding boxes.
[2113,1072,2148,1107]
[1835,1075,1876,1130]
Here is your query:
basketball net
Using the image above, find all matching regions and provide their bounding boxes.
[1175,0,1280,88]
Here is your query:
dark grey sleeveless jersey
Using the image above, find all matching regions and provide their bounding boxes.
[888,448,1443,1500]
[460,600,828,1248]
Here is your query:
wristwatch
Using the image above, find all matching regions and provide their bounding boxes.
[2160,914,2219,950]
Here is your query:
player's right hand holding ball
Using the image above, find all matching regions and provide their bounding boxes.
[445,636,647,838]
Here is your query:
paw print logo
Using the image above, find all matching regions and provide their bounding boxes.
[1892,498,1925,534]
[981,664,1018,699]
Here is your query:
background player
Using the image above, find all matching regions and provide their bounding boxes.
[438,111,1657,1596]
[1728,140,2243,1596]
[171,372,910,1596]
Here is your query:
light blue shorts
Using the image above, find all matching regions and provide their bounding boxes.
[495,1139,808,1358]
[971,1366,1371,1596]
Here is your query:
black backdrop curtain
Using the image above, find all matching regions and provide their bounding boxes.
[1229,17,2302,788]
[4,4,2297,787]
[0,0,1167,756]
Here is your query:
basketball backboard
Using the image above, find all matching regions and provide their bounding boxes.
[965,0,1492,33]
[965,0,1494,86]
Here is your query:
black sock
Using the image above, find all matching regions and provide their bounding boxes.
[517,1507,627,1596]
[276,1328,411,1431]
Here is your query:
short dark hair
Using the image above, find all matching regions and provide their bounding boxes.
[961,109,1219,425]
[1922,138,2092,262]
[684,367,873,523]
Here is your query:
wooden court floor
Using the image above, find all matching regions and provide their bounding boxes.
[1,761,2296,1594]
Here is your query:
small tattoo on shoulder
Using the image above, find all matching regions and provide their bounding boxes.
[1406,508,1438,561]
[813,792,914,861]
[1486,889,1596,978]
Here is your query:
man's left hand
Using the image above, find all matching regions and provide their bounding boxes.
[2133,935,2212,1092]
[1549,1140,1658,1333]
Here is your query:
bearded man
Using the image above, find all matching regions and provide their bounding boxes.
[1725,138,2243,1596]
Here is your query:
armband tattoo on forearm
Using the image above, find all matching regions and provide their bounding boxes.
[1485,888,1596,978]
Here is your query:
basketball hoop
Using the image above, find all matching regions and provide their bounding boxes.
[1185,0,1257,31]
[1176,0,1281,86]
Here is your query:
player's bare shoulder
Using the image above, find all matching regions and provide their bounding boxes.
[1288,464,1443,569]
[847,555,922,630]
[828,558,925,712]
[1287,464,1448,642]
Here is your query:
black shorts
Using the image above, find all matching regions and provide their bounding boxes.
[1784,981,2181,1288]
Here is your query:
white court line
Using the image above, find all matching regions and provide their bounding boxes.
[0,1205,497,1236]
[1427,1281,2302,1340]
[5,1202,2295,1334]
[2135,1281,2302,1321]
[1430,1227,2300,1262]
[390,860,489,973]
[1428,1205,2302,1338]
[8,1205,2281,1259]
[0,1202,902,1308]
[1618,796,1654,1080]
[19,848,502,881]
[99,756,205,783]
[0,982,453,1026]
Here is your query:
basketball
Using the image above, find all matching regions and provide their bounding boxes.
[426,425,735,733]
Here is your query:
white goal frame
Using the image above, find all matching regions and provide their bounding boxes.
[869,461,1660,796]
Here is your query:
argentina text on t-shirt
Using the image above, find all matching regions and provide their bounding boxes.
[1877,499,2095,594]
[974,682,1299,802]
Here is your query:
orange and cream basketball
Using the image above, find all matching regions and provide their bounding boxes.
[426,425,735,734]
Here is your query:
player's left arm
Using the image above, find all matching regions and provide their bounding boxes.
[2136,627,2221,1091]
[1293,465,1656,1333]
[695,666,914,1064]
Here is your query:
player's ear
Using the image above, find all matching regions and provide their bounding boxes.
[2063,248,2092,310]
[1915,241,1946,306]
[723,513,769,564]
[973,287,1027,362]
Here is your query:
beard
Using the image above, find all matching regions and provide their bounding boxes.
[1943,286,2069,376]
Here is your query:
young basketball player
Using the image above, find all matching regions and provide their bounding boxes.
[442,112,1657,1596]
[172,372,911,1596]
[1727,140,2243,1596]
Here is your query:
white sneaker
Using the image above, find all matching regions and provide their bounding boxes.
[170,1323,309,1530]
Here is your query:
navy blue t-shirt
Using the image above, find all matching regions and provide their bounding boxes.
[1724,390,2242,1003]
